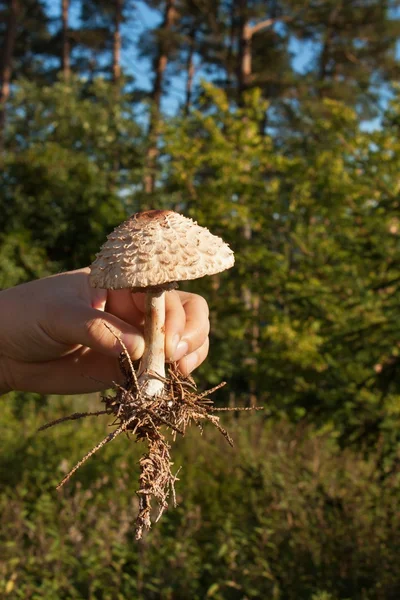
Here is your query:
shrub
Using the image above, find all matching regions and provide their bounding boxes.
[2,394,400,599]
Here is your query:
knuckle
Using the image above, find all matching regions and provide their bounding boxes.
[85,318,101,339]
[195,295,210,317]
[179,291,210,317]
[42,302,64,335]
[85,318,113,349]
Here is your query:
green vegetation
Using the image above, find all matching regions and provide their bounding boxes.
[2,397,400,600]
[1,75,400,598]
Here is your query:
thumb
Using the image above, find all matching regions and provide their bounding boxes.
[57,305,145,359]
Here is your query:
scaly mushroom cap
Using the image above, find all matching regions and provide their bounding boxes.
[89,210,235,290]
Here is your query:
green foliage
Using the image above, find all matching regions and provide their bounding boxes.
[2,77,400,449]
[283,0,400,119]
[3,77,400,448]
[1,77,144,273]
[2,67,400,599]
[0,0,54,84]
[0,231,50,288]
[1,398,400,599]
[158,84,400,454]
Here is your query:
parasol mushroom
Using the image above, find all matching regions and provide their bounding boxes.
[89,210,234,397]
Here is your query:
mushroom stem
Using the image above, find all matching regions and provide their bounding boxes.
[137,290,166,397]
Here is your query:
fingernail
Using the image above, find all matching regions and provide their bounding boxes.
[170,333,180,359]
[174,340,189,362]
[183,352,198,374]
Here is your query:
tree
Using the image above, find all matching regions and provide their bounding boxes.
[61,0,70,79]
[0,78,144,276]
[284,0,400,118]
[112,0,123,83]
[0,0,19,149]
[67,0,131,81]
[175,0,221,114]
[0,0,53,82]
[157,82,400,451]
[142,0,178,194]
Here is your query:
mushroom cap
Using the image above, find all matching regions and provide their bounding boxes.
[89,210,235,290]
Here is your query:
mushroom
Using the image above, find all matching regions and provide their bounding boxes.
[40,211,261,536]
[89,210,234,397]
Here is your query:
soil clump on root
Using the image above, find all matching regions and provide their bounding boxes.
[39,331,262,539]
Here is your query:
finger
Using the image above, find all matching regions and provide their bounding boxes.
[170,293,210,362]
[132,290,188,360]
[48,304,145,360]
[178,337,210,376]
[164,291,187,361]
[4,350,125,395]
[106,289,144,328]
[122,289,210,361]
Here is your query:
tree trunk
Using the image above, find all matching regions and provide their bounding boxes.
[113,0,122,83]
[241,222,260,407]
[61,0,70,80]
[144,0,176,195]
[236,0,270,402]
[0,0,18,151]
[236,0,248,103]
[184,26,196,116]
[236,0,275,105]
[318,4,341,94]
[225,0,236,90]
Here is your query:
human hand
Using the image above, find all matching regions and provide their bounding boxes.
[0,268,210,395]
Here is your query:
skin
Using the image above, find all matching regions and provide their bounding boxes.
[0,268,210,395]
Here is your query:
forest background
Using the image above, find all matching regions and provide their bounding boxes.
[2,1,400,598]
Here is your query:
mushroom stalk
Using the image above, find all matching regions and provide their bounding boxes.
[137,290,166,397]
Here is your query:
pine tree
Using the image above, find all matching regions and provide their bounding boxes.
[283,0,400,118]
[0,0,54,146]
[68,0,131,81]
[61,0,70,80]
[112,0,123,83]
[0,0,19,149]
[142,0,178,194]
[174,0,221,114]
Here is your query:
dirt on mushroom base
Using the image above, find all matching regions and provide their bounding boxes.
[39,332,262,540]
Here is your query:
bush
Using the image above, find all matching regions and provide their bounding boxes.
[2,394,400,599]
